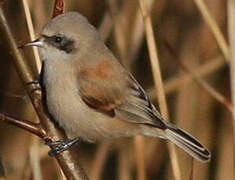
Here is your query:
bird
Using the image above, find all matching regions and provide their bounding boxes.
[23,11,211,162]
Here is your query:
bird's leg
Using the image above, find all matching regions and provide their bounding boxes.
[46,137,81,156]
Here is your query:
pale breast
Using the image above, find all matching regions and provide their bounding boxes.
[43,61,144,141]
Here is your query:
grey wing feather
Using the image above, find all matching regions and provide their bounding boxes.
[116,74,167,130]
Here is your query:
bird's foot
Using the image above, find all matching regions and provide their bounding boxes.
[46,137,81,156]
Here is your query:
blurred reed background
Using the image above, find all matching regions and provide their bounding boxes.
[0,0,233,180]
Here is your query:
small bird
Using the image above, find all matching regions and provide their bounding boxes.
[23,12,211,162]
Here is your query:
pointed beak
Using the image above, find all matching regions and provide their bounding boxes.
[19,39,44,49]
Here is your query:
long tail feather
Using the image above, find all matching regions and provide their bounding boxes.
[165,123,211,162]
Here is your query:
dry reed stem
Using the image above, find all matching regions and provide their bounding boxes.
[189,159,194,180]
[19,151,31,179]
[164,55,225,94]
[173,39,209,180]
[113,2,147,179]
[173,47,197,179]
[128,0,155,66]
[165,42,233,113]
[228,2,235,177]
[132,1,167,171]
[138,0,181,180]
[139,0,168,117]
[98,12,113,41]
[214,114,234,180]
[214,113,233,180]
[194,0,230,62]
[22,0,41,73]
[90,141,111,180]
[118,145,131,180]
[29,140,42,180]
[228,0,235,144]
[22,1,43,179]
[147,55,225,97]
[32,0,47,34]
[193,92,213,180]
[112,2,155,179]
[134,136,146,180]
[108,0,128,63]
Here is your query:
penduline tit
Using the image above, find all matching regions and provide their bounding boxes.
[22,12,211,162]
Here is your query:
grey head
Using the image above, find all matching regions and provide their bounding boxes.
[25,12,104,62]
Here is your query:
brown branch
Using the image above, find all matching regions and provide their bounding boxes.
[0,112,46,138]
[0,2,89,180]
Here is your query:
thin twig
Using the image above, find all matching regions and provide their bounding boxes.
[165,41,233,113]
[0,90,26,99]
[138,1,181,180]
[0,112,46,138]
[147,55,225,97]
[194,0,230,62]
[164,55,225,94]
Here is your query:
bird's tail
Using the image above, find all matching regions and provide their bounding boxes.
[164,122,211,163]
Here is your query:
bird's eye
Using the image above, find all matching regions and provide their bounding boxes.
[55,36,63,43]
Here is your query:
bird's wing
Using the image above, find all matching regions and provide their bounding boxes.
[78,76,123,117]
[115,74,166,129]
[78,59,166,129]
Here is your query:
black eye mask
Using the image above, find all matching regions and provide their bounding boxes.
[42,34,75,54]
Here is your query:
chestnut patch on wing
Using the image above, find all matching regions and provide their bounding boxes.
[82,95,115,117]
[78,59,125,117]
[80,60,113,80]
[78,79,121,117]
